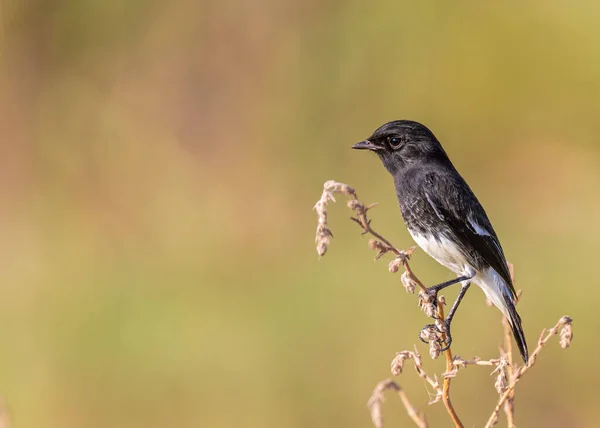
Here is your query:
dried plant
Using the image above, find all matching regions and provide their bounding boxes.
[314,180,573,427]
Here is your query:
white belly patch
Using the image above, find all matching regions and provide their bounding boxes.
[409,230,511,316]
[409,230,472,276]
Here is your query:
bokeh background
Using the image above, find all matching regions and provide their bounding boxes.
[0,0,598,427]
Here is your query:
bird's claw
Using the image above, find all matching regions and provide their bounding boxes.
[418,323,437,344]
[418,319,453,351]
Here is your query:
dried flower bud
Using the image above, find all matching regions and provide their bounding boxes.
[559,318,573,349]
[400,271,418,293]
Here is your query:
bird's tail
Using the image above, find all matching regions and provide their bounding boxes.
[502,293,529,364]
[478,269,529,364]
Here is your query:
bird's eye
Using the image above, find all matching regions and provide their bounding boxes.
[389,136,403,148]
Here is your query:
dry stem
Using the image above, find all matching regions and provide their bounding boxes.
[484,316,573,427]
[437,301,464,428]
[501,318,515,427]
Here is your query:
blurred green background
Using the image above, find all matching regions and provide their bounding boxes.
[0,0,597,426]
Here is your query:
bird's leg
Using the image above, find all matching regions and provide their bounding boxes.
[435,282,471,351]
[425,274,472,307]
[419,274,474,350]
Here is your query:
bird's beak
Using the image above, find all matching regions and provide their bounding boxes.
[352,140,381,151]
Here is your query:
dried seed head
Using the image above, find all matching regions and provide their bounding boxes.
[347,199,361,210]
[339,183,354,195]
[314,185,335,256]
[316,240,328,257]
[418,325,443,359]
[418,290,437,318]
[491,358,509,395]
[315,224,333,256]
[388,258,402,273]
[314,181,359,257]
[419,325,439,342]
[368,240,387,251]
[390,351,413,376]
[324,180,355,197]
[559,318,573,349]
[429,339,442,359]
[494,372,507,395]
[367,239,389,260]
[400,271,418,293]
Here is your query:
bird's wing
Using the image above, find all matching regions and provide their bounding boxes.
[422,172,516,298]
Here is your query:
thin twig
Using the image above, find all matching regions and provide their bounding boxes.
[501,282,518,427]
[437,301,464,428]
[501,317,515,427]
[368,379,428,428]
[390,347,442,404]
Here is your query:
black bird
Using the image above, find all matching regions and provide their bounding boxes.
[352,120,528,364]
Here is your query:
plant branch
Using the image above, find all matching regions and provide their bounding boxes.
[314,180,426,293]
[484,316,573,428]
[368,379,428,428]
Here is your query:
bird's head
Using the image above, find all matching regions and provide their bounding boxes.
[352,120,448,174]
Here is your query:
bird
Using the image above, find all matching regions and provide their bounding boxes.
[352,120,528,364]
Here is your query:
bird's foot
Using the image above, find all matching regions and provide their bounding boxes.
[418,318,452,351]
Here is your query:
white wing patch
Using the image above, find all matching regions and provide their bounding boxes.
[468,216,491,236]
[468,215,506,260]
